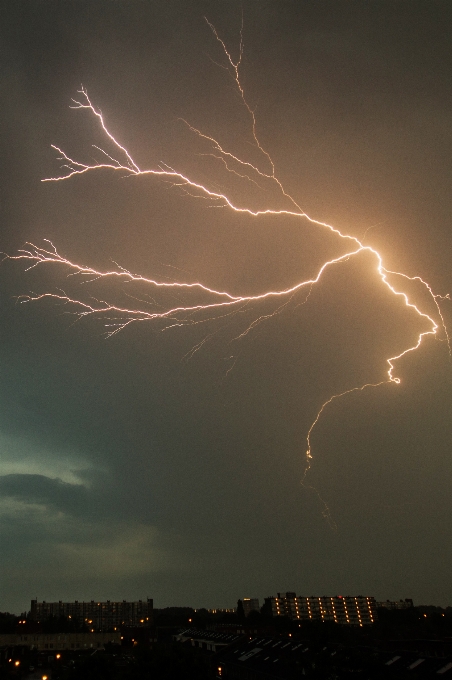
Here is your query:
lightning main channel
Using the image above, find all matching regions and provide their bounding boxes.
[4,19,450,500]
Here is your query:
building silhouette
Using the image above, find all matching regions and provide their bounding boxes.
[242,598,260,616]
[376,599,414,610]
[30,598,153,630]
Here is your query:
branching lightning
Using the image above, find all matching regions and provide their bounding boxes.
[3,18,450,513]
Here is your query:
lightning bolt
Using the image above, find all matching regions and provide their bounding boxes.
[3,18,450,516]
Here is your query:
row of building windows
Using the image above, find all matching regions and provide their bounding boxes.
[265,593,377,626]
[30,599,153,628]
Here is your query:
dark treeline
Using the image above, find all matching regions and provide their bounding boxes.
[0,612,21,634]
[2,605,452,637]
[40,615,90,634]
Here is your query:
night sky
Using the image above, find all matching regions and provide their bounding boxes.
[1,0,451,614]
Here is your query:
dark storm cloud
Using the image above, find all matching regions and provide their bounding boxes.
[0,0,451,612]
[0,474,88,514]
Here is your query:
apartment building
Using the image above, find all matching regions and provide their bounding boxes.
[264,592,377,626]
[30,598,153,629]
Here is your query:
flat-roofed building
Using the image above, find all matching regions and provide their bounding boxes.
[376,599,413,610]
[242,598,260,616]
[264,593,377,626]
[30,598,153,630]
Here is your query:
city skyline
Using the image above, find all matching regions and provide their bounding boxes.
[0,593,442,619]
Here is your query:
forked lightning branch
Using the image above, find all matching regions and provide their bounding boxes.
[4,19,450,500]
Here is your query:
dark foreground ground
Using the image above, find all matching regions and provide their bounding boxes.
[1,606,452,679]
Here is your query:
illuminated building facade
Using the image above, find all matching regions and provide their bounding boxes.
[242,598,260,616]
[265,593,377,626]
[30,598,153,629]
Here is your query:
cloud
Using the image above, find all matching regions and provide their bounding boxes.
[0,481,165,607]
[0,473,87,510]
[57,524,164,578]
[0,430,94,485]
